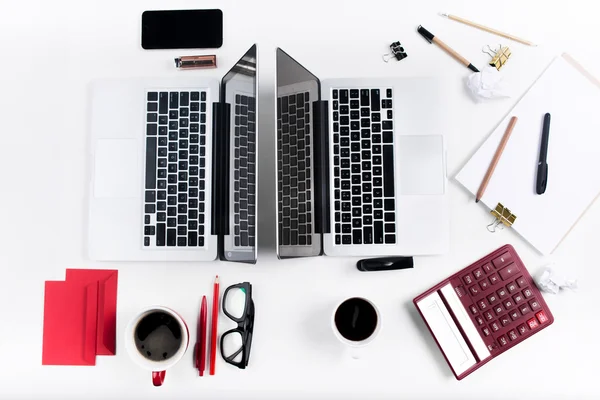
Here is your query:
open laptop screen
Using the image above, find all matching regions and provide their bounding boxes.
[221,45,258,263]
[275,48,322,258]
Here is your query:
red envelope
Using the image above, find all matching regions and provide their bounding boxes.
[42,281,98,365]
[65,269,118,356]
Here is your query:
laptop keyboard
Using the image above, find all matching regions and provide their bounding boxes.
[332,88,396,245]
[277,92,312,246]
[143,91,207,248]
[233,94,257,247]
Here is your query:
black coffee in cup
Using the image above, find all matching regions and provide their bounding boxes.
[334,297,378,341]
[134,311,183,362]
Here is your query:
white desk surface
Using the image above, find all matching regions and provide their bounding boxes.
[1,0,599,398]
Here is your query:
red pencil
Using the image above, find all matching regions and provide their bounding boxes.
[209,276,219,375]
[195,296,207,376]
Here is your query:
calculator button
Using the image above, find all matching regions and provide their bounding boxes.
[463,274,474,285]
[507,282,518,293]
[475,316,484,325]
[489,274,500,285]
[497,288,508,299]
[492,252,513,269]
[510,310,520,320]
[487,294,498,304]
[516,276,527,287]
[503,299,514,309]
[522,287,534,298]
[529,299,541,311]
[498,335,508,346]
[513,293,524,304]
[473,268,484,280]
[469,304,478,315]
[500,315,511,326]
[494,304,503,315]
[491,321,501,332]
[527,317,539,329]
[477,300,487,310]
[470,285,480,296]
[482,263,493,274]
[536,310,549,324]
[508,330,519,341]
[498,263,520,280]
[482,327,491,336]
[517,323,528,335]
[484,311,494,321]
[479,280,490,290]
[519,304,531,315]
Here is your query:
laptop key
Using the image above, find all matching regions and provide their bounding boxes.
[169,92,179,109]
[363,226,373,244]
[374,221,384,243]
[382,145,395,197]
[159,92,168,114]
[147,123,157,135]
[188,232,197,246]
[340,90,349,104]
[360,89,369,106]
[145,137,157,189]
[180,92,189,106]
[156,223,166,246]
[370,89,380,111]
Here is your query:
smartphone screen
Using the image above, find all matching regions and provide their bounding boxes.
[141,9,223,50]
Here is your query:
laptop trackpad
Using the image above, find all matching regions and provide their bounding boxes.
[397,135,445,195]
[94,139,139,198]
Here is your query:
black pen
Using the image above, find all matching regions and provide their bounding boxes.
[536,113,551,195]
[417,25,479,72]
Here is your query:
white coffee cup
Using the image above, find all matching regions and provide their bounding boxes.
[125,306,189,386]
[331,297,381,358]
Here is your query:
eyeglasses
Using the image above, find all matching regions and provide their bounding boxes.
[220,282,254,369]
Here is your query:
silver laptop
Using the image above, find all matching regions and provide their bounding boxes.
[275,48,449,258]
[88,45,258,263]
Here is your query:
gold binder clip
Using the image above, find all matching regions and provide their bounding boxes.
[482,45,511,70]
[487,203,517,233]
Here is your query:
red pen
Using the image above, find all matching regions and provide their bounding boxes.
[195,296,207,376]
[210,276,219,375]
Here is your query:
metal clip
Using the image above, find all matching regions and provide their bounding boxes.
[482,45,511,70]
[383,41,408,63]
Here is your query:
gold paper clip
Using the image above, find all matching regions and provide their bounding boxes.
[482,45,511,70]
[487,203,517,232]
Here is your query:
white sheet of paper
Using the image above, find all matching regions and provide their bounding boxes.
[456,54,600,254]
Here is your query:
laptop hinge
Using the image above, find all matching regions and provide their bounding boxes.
[312,100,331,235]
[211,102,231,236]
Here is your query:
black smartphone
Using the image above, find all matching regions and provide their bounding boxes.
[141,9,223,50]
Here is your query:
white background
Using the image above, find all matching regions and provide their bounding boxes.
[1,0,599,399]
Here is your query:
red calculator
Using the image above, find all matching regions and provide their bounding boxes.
[413,245,553,380]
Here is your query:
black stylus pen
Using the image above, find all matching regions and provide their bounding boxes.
[417,25,479,72]
[536,113,551,195]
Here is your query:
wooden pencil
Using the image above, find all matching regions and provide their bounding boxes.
[441,13,536,46]
[476,116,519,203]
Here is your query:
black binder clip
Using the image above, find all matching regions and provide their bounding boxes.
[382,41,407,63]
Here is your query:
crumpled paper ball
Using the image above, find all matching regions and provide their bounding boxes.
[534,264,578,294]
[466,66,511,102]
